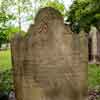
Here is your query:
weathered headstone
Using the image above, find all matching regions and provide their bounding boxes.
[11,7,88,100]
[89,26,100,63]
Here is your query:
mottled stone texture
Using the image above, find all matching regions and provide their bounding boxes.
[11,7,88,100]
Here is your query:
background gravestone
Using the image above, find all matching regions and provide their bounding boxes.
[11,7,88,100]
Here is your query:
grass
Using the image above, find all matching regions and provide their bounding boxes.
[88,64,100,88]
[0,49,12,71]
[0,49,13,92]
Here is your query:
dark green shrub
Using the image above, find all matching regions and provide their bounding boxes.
[0,69,13,93]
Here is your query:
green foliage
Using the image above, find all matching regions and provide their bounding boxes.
[0,28,8,47]
[0,26,19,47]
[6,26,20,40]
[0,1,16,46]
[67,0,100,32]
[0,69,13,92]
[43,1,65,16]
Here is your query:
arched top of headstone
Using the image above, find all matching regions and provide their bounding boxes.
[35,7,63,24]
